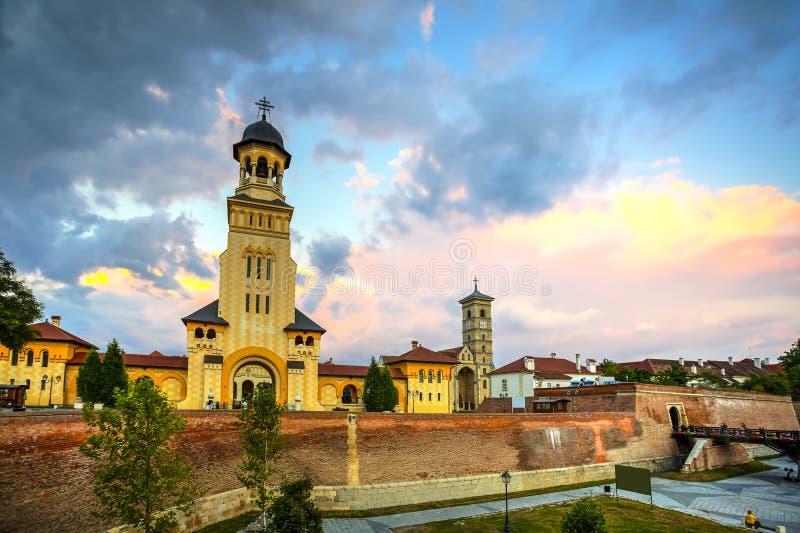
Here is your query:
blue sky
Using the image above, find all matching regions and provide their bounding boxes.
[1,0,798,365]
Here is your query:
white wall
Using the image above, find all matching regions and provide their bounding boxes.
[489,372,535,397]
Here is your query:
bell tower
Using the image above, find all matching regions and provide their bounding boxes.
[459,278,494,375]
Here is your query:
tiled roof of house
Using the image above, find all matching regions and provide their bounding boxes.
[69,351,188,369]
[490,357,535,375]
[29,321,94,348]
[388,345,459,365]
[318,361,405,379]
[489,356,597,376]
[438,347,463,357]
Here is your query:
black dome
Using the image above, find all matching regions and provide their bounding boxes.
[240,117,284,148]
[232,117,292,167]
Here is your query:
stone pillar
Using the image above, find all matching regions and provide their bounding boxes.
[347,413,359,486]
[250,161,257,178]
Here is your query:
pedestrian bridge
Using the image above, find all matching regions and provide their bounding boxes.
[672,425,800,470]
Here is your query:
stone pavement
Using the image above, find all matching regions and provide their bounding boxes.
[323,457,800,532]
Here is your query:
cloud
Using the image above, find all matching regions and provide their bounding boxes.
[344,162,381,189]
[301,234,353,313]
[649,157,682,168]
[419,2,435,42]
[313,139,363,162]
[146,84,170,102]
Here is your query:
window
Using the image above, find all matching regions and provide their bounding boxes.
[418,391,423,401]
[437,370,442,383]
[482,334,485,340]
[41,378,46,391]
[256,256,262,279]
[428,392,432,401]
[437,392,441,401]
[428,370,433,383]
[249,214,254,226]
[266,257,272,280]
[207,328,216,340]
[483,380,487,389]
[305,336,314,346]
[467,310,472,319]
[26,379,30,388]
[295,335,304,345]
[273,161,280,178]
[482,368,486,375]
[501,378,508,392]
[246,255,252,278]
[258,215,262,227]
[342,385,357,404]
[268,215,272,229]
[41,350,49,367]
[9,379,13,385]
[418,370,424,383]
[482,345,486,353]
[11,350,18,366]
[194,327,203,338]
[26,350,34,366]
[255,294,260,314]
[480,309,485,318]
[245,293,250,313]
[265,296,270,314]
[256,156,268,177]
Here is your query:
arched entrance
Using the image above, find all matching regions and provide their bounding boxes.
[669,406,681,429]
[233,361,274,408]
[457,367,476,411]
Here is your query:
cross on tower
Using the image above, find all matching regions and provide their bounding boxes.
[473,277,479,291]
[255,97,274,121]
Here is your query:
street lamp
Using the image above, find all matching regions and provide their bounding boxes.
[42,375,62,408]
[501,470,511,533]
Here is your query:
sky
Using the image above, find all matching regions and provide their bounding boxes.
[1,0,798,366]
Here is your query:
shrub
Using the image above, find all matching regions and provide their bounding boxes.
[561,498,607,533]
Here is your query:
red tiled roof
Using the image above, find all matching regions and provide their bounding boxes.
[69,351,188,369]
[437,347,463,357]
[29,321,94,348]
[490,357,535,375]
[318,361,404,379]
[389,345,459,365]
[535,371,573,380]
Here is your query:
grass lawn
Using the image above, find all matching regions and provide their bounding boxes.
[392,497,743,533]
[654,460,777,482]
[196,511,260,533]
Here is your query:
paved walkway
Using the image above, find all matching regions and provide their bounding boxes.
[323,458,800,532]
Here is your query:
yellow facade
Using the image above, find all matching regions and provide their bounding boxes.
[317,373,408,412]
[0,335,80,407]
[389,360,454,414]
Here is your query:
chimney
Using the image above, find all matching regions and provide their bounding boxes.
[678,357,684,366]
[691,364,697,374]
[721,368,726,376]
[587,359,597,373]
[764,357,770,365]
[697,358,703,367]
[728,356,733,364]
[411,340,419,350]
[575,353,581,372]
[754,357,761,369]
[51,315,61,327]
[550,352,557,359]
[524,357,535,371]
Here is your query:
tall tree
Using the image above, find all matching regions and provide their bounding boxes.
[102,339,129,407]
[363,357,398,412]
[739,372,791,396]
[80,378,197,533]
[236,384,286,526]
[779,338,800,370]
[652,363,689,387]
[0,248,44,352]
[267,476,323,533]
[77,348,105,404]
[598,359,618,377]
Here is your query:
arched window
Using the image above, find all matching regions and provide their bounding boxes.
[11,350,18,366]
[256,157,268,177]
[482,345,486,353]
[437,392,441,401]
[246,254,252,279]
[26,350,34,366]
[266,256,272,280]
[273,161,280,178]
[249,213,254,226]
[418,370,424,383]
[194,327,203,338]
[268,215,272,229]
[256,255,262,279]
[483,380,487,389]
[294,335,304,346]
[437,370,442,383]
[482,368,486,375]
[428,392,432,401]
[427,370,433,383]
[258,215,262,227]
[244,157,251,176]
[482,335,485,340]
[467,335,471,341]
[467,310,472,319]
[480,309,485,318]
[207,329,216,340]
[342,385,358,404]
[41,350,49,367]
[305,336,314,346]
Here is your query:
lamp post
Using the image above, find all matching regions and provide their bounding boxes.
[42,374,62,408]
[501,470,511,533]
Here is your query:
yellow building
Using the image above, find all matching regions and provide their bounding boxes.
[179,101,325,410]
[383,343,458,414]
[317,360,408,412]
[0,317,93,407]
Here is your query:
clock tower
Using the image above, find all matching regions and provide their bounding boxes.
[459,279,494,404]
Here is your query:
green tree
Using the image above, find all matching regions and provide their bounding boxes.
[786,365,800,401]
[80,378,197,533]
[363,357,397,412]
[77,348,105,404]
[267,475,323,533]
[237,384,286,523]
[598,358,618,377]
[779,338,800,370]
[739,372,791,396]
[0,248,44,352]
[561,498,607,533]
[614,366,652,383]
[102,339,129,406]
[695,370,728,389]
[652,363,689,387]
